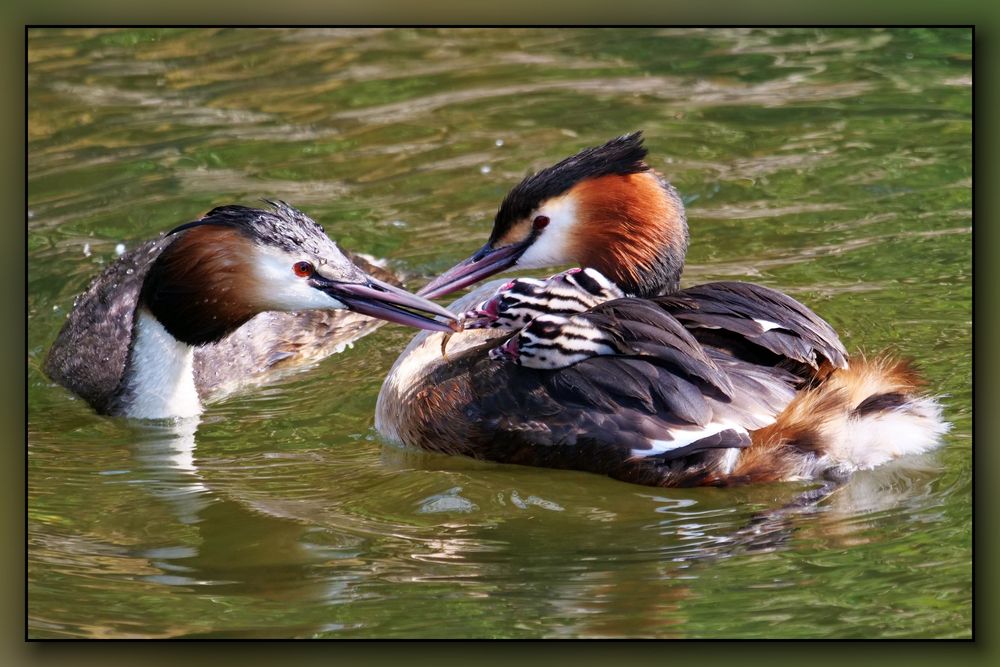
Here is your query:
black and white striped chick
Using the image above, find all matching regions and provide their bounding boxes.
[379,133,949,488]
[462,268,623,331]
[487,312,621,367]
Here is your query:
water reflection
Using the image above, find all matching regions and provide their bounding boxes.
[129,418,208,525]
[122,418,367,611]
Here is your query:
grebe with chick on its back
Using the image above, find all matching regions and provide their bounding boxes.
[377,133,948,488]
[45,201,457,420]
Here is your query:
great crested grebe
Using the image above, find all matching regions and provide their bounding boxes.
[45,201,457,420]
[377,133,948,487]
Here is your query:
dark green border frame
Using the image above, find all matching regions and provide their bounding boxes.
[9,2,987,664]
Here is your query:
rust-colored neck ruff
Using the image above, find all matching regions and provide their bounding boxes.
[141,226,260,346]
[570,172,688,297]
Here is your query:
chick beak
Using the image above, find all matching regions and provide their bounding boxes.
[312,274,458,332]
[488,335,520,363]
[418,240,530,299]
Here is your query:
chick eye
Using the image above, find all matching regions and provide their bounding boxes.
[533,215,550,230]
[293,261,314,277]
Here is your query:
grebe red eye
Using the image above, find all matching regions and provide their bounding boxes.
[293,261,314,277]
[533,215,550,230]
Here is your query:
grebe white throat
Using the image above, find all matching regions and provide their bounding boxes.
[124,308,202,419]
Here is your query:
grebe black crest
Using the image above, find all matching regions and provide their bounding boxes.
[379,134,948,488]
[46,201,456,419]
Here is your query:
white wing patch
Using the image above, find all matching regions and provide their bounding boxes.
[753,318,785,332]
[634,421,745,458]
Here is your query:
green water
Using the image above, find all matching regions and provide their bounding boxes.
[27,28,971,639]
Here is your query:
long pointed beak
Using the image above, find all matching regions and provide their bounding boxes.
[313,274,459,332]
[419,240,530,299]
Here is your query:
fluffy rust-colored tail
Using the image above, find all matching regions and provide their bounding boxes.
[729,356,949,484]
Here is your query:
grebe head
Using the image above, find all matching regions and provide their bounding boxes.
[141,201,455,346]
[421,132,689,299]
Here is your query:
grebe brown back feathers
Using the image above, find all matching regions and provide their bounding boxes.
[46,201,456,419]
[378,133,947,487]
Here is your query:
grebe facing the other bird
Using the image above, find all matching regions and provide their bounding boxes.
[45,201,457,420]
[377,133,948,488]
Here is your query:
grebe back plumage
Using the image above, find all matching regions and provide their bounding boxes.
[379,133,948,487]
[46,201,456,419]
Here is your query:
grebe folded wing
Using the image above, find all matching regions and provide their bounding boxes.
[656,281,849,376]
[469,298,798,461]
